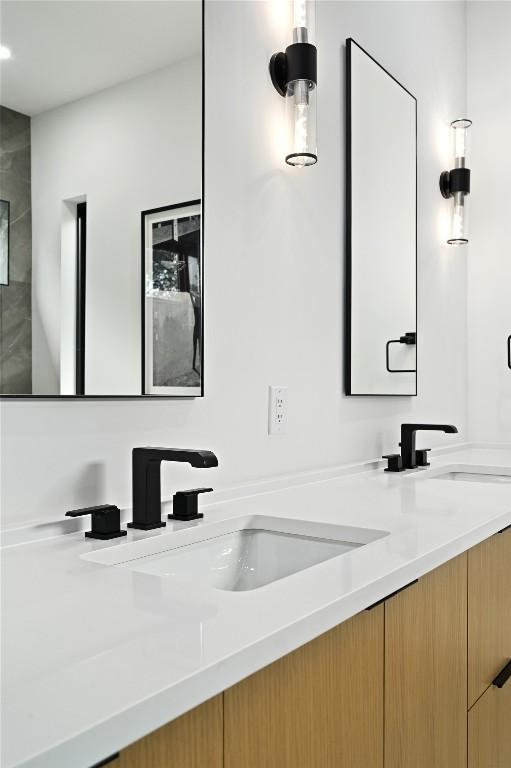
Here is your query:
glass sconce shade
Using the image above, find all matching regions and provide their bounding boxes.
[285,79,317,166]
[291,0,315,44]
[448,191,468,245]
[452,118,471,164]
[270,0,317,167]
[441,118,472,245]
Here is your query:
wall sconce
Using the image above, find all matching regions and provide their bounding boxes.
[269,0,317,167]
[440,118,472,245]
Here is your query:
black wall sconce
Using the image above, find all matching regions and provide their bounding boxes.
[269,0,317,167]
[440,118,472,245]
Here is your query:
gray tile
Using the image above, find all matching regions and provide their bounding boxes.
[0,106,32,391]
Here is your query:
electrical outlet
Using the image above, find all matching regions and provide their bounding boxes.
[268,386,288,435]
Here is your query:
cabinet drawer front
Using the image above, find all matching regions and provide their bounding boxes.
[468,528,511,707]
[117,695,223,768]
[468,677,511,768]
[224,608,384,768]
[385,554,467,768]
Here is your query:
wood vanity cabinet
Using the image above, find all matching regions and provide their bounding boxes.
[112,534,510,768]
[384,554,468,768]
[224,606,384,768]
[467,526,511,768]
[116,695,223,768]
[468,526,511,706]
[468,681,511,768]
[114,609,383,768]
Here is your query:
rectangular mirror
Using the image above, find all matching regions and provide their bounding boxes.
[345,38,417,396]
[0,0,203,397]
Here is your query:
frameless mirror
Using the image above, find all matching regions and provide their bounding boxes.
[0,0,203,397]
[345,38,417,396]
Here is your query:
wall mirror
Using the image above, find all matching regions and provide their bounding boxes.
[0,0,203,397]
[345,38,417,396]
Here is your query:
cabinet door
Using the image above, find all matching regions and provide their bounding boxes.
[224,607,384,768]
[116,695,223,768]
[468,526,511,708]
[468,675,511,768]
[385,554,467,768]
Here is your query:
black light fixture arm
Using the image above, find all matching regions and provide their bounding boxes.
[269,42,317,97]
[439,167,471,199]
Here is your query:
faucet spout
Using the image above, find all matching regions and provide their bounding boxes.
[129,447,218,530]
[133,447,218,469]
[400,423,458,469]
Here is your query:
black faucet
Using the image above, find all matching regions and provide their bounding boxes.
[383,423,458,472]
[128,448,218,530]
[400,423,458,469]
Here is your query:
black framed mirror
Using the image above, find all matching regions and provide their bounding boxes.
[345,38,417,397]
[0,0,204,398]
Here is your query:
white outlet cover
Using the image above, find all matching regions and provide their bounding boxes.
[269,386,287,435]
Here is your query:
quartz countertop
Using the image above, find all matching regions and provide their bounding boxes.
[2,445,511,768]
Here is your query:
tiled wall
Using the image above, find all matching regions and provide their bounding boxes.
[0,106,32,394]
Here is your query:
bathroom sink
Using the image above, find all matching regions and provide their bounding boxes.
[412,464,511,485]
[82,515,388,591]
[433,470,511,484]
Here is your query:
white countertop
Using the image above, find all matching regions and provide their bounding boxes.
[2,445,511,768]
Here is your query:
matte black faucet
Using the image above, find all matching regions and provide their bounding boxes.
[128,448,218,530]
[400,423,458,469]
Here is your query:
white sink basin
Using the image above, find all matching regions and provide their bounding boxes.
[410,464,511,485]
[434,471,511,485]
[120,528,361,591]
[82,515,389,592]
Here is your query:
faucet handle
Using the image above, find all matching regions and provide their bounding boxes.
[382,454,405,473]
[168,488,213,521]
[66,505,127,540]
[416,448,431,467]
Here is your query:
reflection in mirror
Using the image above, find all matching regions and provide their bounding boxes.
[143,202,201,396]
[345,38,417,396]
[0,0,202,397]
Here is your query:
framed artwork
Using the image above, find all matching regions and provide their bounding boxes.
[141,200,202,396]
[0,200,9,286]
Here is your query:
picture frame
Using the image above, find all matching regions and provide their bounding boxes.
[0,199,10,286]
[141,200,203,396]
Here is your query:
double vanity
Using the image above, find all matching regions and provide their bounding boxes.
[1,1,509,768]
[2,443,510,768]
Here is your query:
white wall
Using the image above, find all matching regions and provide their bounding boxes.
[31,56,201,394]
[467,1,511,443]
[1,1,468,528]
